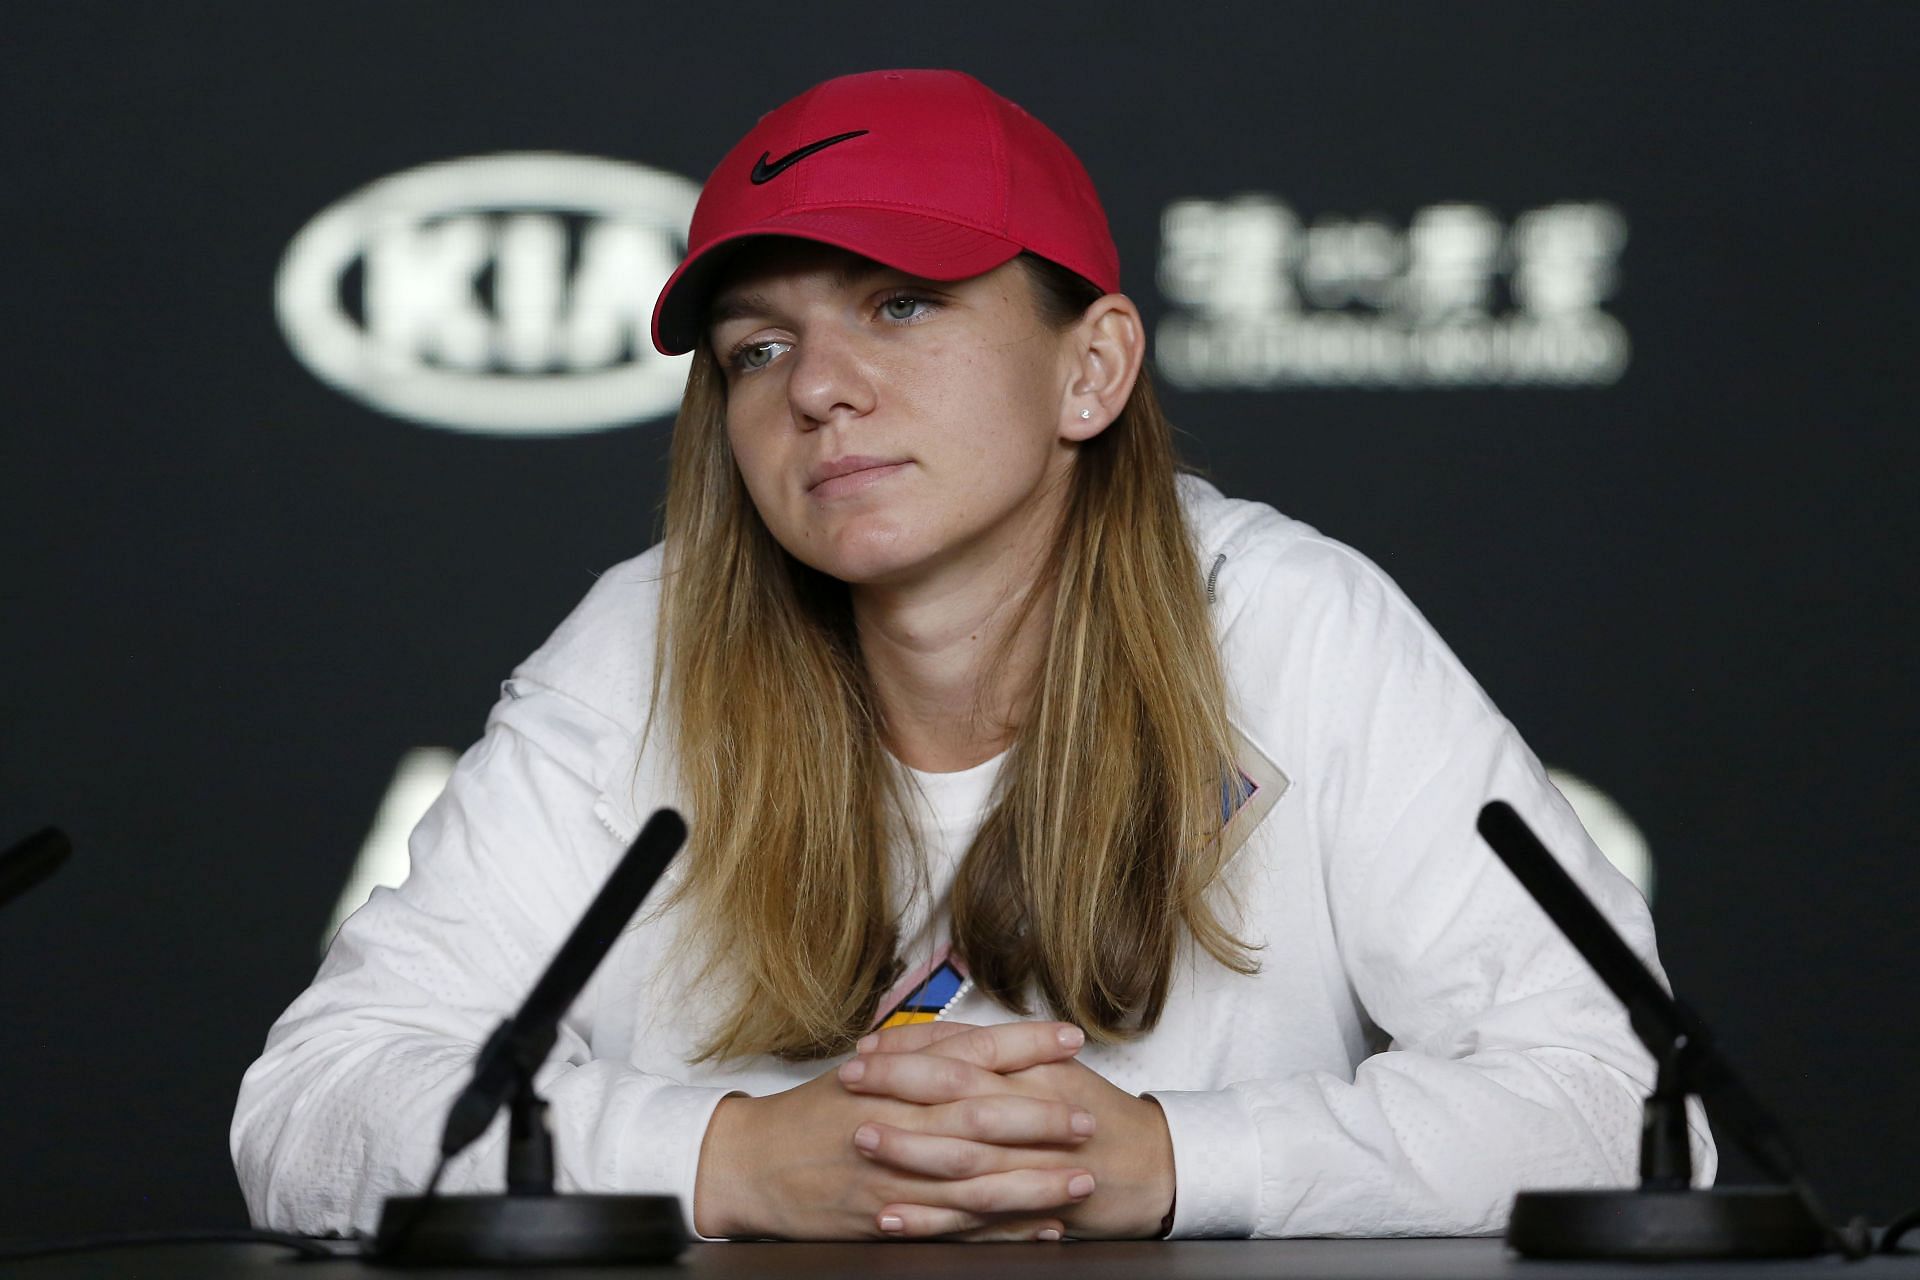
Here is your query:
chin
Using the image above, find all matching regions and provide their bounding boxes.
[801,520,930,587]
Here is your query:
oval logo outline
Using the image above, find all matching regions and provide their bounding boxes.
[275,152,700,437]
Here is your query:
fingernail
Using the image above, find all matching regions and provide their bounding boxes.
[1056,1025,1085,1049]
[879,1214,905,1233]
[838,1058,866,1083]
[853,1124,880,1152]
[856,1033,878,1053]
[1068,1174,1096,1198]
[1036,1228,1062,1242]
[1070,1110,1096,1137]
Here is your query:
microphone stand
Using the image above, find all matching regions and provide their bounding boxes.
[374,808,692,1266]
[1478,801,1855,1260]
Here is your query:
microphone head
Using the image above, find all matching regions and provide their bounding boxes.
[638,807,687,849]
[0,827,72,908]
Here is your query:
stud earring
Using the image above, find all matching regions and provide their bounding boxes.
[1079,408,1093,420]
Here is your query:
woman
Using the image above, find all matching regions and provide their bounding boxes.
[233,69,1712,1242]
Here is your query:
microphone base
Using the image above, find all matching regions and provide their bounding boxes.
[1507,1187,1826,1259]
[374,1192,688,1266]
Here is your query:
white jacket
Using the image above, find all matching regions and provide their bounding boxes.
[231,477,1714,1238]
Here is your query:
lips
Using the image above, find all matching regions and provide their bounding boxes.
[807,455,910,494]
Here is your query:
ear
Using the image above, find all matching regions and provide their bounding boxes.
[1057,293,1146,443]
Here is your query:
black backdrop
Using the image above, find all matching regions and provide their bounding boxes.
[3,0,1915,1241]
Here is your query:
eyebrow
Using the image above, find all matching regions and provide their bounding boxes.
[706,258,901,329]
[707,291,773,328]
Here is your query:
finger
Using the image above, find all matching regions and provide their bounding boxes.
[857,1021,980,1055]
[920,1021,1087,1073]
[876,1206,1065,1241]
[930,1094,1095,1144]
[857,1021,1086,1071]
[859,1097,1093,1161]
[857,1123,1003,1179]
[875,1168,1093,1234]
[949,1217,1067,1243]
[839,1050,1012,1103]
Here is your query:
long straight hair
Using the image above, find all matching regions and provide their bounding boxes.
[655,254,1255,1062]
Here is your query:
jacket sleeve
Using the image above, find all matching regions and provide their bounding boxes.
[1150,536,1716,1237]
[230,678,733,1236]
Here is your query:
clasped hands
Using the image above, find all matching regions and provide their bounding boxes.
[692,1019,1175,1241]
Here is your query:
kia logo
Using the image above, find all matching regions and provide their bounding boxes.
[275,152,700,436]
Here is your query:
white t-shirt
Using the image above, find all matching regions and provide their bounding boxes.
[881,752,1003,1023]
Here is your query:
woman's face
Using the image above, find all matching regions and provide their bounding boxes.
[709,242,1083,590]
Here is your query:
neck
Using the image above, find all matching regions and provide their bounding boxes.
[852,543,1057,775]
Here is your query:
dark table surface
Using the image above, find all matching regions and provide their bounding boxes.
[8,1238,1920,1280]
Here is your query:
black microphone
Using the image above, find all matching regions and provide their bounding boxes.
[376,807,693,1267]
[440,806,688,1160]
[1476,799,1850,1259]
[1478,801,1697,1065]
[1,827,71,909]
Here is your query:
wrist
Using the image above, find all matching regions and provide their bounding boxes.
[1134,1093,1178,1238]
[692,1091,754,1238]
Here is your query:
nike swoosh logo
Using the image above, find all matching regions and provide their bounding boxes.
[750,130,869,184]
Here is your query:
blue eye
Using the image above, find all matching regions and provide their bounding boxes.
[882,295,930,321]
[731,340,790,373]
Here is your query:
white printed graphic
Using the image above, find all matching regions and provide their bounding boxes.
[324,747,458,946]
[1547,767,1654,899]
[1156,198,1629,389]
[277,153,701,435]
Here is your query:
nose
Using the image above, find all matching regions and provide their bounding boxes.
[784,325,876,429]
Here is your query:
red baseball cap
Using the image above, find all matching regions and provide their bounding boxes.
[650,69,1120,356]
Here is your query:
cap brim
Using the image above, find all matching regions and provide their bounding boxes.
[650,208,1024,355]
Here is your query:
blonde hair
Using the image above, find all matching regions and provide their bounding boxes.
[654,255,1255,1062]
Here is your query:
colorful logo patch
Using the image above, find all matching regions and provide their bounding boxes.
[874,949,971,1031]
